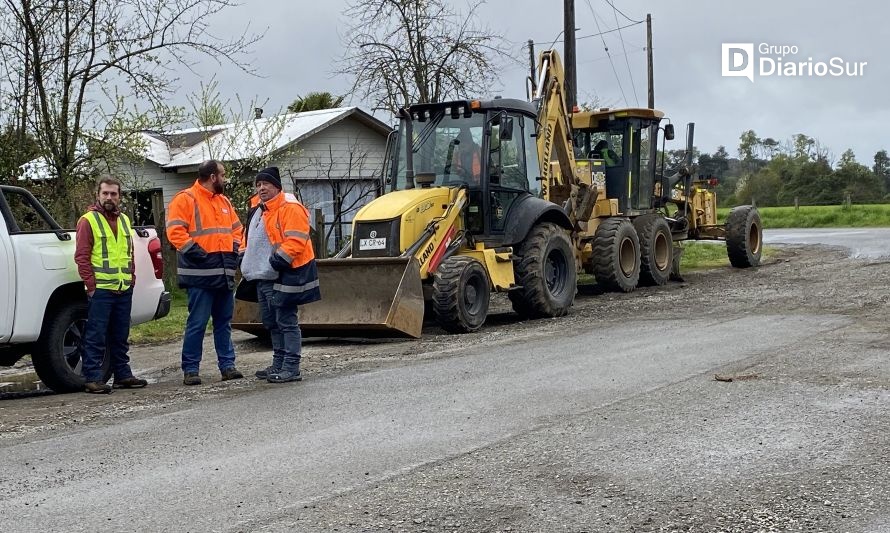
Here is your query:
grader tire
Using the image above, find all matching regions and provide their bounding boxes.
[508,222,576,318]
[726,205,763,268]
[593,218,640,292]
[633,215,673,287]
[432,256,490,333]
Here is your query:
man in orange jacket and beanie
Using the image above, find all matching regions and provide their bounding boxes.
[166,159,245,385]
[239,167,320,383]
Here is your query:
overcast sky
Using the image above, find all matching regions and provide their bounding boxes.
[186,0,886,165]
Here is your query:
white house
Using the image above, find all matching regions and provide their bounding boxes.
[22,107,393,251]
[129,107,393,250]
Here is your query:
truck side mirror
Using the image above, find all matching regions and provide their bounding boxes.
[664,124,675,141]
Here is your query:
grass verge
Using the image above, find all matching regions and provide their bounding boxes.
[718,204,890,228]
[679,241,776,270]
[129,288,190,345]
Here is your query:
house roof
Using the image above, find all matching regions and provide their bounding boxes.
[146,107,392,170]
[19,106,393,180]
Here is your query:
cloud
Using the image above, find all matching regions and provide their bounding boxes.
[173,0,887,161]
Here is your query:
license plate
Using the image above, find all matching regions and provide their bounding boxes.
[359,237,387,250]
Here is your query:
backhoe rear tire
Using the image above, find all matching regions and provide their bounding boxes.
[432,256,490,333]
[593,218,640,292]
[726,205,763,268]
[508,222,576,318]
[633,214,673,286]
[32,301,111,393]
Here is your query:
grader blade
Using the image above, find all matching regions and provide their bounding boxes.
[232,257,425,339]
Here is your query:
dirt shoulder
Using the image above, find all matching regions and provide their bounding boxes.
[1,245,886,442]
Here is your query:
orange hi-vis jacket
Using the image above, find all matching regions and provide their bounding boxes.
[452,147,482,182]
[166,181,244,289]
[241,192,320,306]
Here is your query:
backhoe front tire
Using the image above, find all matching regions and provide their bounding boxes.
[432,256,490,333]
[593,218,640,292]
[32,301,111,393]
[508,222,576,318]
[633,215,673,286]
[726,205,763,268]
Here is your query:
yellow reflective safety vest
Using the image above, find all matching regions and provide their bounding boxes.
[82,211,134,291]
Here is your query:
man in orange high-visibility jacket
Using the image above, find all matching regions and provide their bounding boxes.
[450,128,482,184]
[239,166,320,383]
[166,159,245,386]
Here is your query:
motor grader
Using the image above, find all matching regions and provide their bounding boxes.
[569,110,763,291]
[232,50,761,338]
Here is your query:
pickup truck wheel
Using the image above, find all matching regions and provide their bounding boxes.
[32,301,111,393]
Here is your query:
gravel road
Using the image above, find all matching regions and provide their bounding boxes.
[1,243,888,532]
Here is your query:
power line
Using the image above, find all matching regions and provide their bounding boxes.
[607,0,639,106]
[577,47,644,65]
[601,0,644,23]
[583,0,627,106]
[531,21,643,47]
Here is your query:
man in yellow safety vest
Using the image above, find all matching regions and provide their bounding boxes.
[74,176,148,393]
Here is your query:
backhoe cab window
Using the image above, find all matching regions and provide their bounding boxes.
[393,113,485,190]
[489,117,530,192]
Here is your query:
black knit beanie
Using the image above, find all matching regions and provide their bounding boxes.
[255,167,282,190]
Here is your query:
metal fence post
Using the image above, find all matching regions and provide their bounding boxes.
[312,208,326,258]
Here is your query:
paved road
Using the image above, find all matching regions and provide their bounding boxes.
[764,227,890,258]
[0,314,845,532]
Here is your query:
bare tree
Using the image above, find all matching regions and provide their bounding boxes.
[0,0,261,223]
[338,0,513,114]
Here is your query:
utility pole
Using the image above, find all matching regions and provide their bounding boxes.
[646,13,654,109]
[564,0,577,109]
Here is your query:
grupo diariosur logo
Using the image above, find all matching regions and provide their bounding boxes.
[722,43,867,82]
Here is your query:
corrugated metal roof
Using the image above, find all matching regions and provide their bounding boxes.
[155,107,390,169]
[19,107,391,180]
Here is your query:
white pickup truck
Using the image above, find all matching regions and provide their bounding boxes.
[0,185,170,392]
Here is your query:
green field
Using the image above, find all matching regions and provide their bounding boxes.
[718,204,890,228]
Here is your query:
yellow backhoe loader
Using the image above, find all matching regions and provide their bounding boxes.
[232,49,761,338]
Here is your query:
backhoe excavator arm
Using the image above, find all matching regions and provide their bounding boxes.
[533,50,595,229]
[535,50,578,192]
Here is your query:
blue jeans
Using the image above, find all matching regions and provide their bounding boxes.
[181,287,236,374]
[82,288,134,382]
[256,280,301,372]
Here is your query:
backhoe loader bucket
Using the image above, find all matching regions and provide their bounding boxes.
[232,257,425,339]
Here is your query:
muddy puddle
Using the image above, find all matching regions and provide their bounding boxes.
[0,372,54,398]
